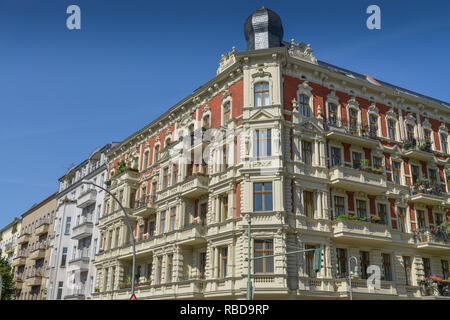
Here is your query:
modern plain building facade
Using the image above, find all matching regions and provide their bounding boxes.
[12,193,57,300]
[46,144,117,300]
[0,218,21,264]
[91,8,450,300]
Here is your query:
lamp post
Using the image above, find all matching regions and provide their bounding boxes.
[348,256,360,300]
[81,180,136,299]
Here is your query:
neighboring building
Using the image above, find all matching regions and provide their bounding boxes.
[46,143,118,300]
[0,217,21,263]
[12,193,57,300]
[90,8,450,300]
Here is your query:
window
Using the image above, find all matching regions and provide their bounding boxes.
[160,211,166,234]
[200,252,206,280]
[435,213,443,227]
[403,256,412,285]
[398,207,407,233]
[388,120,396,140]
[223,102,231,125]
[330,147,341,167]
[303,191,314,218]
[254,82,269,106]
[392,161,401,184]
[146,263,153,281]
[336,248,347,278]
[115,228,120,247]
[221,195,228,220]
[254,182,273,211]
[167,254,173,282]
[200,203,207,226]
[369,114,378,136]
[428,169,437,185]
[156,256,162,284]
[382,254,392,281]
[254,240,274,274]
[299,94,310,117]
[360,251,370,280]
[440,133,448,154]
[222,145,228,170]
[356,200,367,219]
[373,157,382,170]
[254,129,272,157]
[442,260,449,280]
[352,152,362,169]
[406,124,415,142]
[143,151,149,169]
[349,108,358,135]
[64,217,71,234]
[57,281,63,300]
[334,196,345,216]
[424,129,432,145]
[154,145,160,163]
[328,103,338,126]
[304,244,317,277]
[203,115,210,128]
[411,165,420,184]
[423,258,431,277]
[417,210,426,229]
[220,247,228,278]
[302,140,312,165]
[148,220,155,237]
[61,247,68,267]
[163,167,169,189]
[169,207,176,232]
[377,203,387,225]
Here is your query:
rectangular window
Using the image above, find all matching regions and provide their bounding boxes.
[302,140,313,165]
[57,281,63,300]
[441,134,448,154]
[199,252,206,280]
[156,256,162,284]
[328,103,338,126]
[163,167,169,189]
[388,120,396,140]
[299,94,310,117]
[352,152,362,169]
[369,115,378,136]
[64,217,71,234]
[221,195,228,220]
[303,191,314,218]
[428,169,437,185]
[169,207,176,232]
[349,108,358,135]
[334,196,345,216]
[423,258,431,277]
[330,147,341,167]
[254,82,269,107]
[360,251,370,280]
[392,161,401,184]
[407,125,415,142]
[336,248,347,278]
[146,263,152,281]
[220,247,228,278]
[167,254,173,282]
[417,210,426,229]
[442,260,449,280]
[172,164,178,184]
[61,247,67,267]
[424,129,432,145]
[377,203,387,225]
[382,254,392,281]
[411,165,420,184]
[398,207,407,233]
[373,157,382,170]
[253,182,273,212]
[223,102,231,125]
[254,129,272,157]
[356,200,367,219]
[403,256,412,285]
[148,220,155,237]
[200,203,207,226]
[254,240,274,274]
[160,211,166,234]
[304,244,317,278]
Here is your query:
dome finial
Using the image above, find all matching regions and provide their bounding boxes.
[244,8,284,50]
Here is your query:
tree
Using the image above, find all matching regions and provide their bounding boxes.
[0,256,15,300]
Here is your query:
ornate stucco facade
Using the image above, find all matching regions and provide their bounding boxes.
[0,218,21,264]
[91,9,450,300]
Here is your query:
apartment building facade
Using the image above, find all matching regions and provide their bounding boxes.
[12,193,57,300]
[92,8,450,300]
[46,144,117,300]
[0,218,21,264]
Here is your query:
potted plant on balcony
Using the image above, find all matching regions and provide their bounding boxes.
[370,216,381,224]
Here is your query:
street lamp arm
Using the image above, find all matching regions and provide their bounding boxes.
[81,180,137,299]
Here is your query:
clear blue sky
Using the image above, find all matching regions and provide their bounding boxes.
[0,0,449,227]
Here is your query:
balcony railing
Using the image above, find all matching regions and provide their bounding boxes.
[325,118,378,138]
[415,228,449,245]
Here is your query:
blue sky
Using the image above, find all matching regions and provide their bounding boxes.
[0,0,449,227]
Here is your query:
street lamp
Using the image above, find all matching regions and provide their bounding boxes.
[81,180,136,300]
[348,256,360,300]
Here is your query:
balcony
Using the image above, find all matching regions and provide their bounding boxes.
[403,139,434,161]
[329,165,387,195]
[178,223,207,246]
[332,219,393,245]
[325,119,379,148]
[77,189,97,208]
[71,219,94,240]
[64,286,86,300]
[29,244,46,260]
[68,255,90,271]
[12,251,27,267]
[180,174,209,199]
[133,196,157,218]
[35,219,50,236]
[409,183,446,206]
[17,232,31,244]
[415,228,450,254]
[4,242,16,253]
[26,269,44,286]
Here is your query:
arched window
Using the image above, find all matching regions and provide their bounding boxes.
[203,115,210,128]
[223,102,231,125]
[254,82,269,106]
[299,94,310,117]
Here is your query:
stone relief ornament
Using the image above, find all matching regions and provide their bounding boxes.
[252,68,272,79]
[288,39,318,65]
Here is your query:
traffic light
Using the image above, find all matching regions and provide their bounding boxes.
[312,248,323,274]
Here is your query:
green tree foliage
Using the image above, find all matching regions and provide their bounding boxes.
[0,256,15,300]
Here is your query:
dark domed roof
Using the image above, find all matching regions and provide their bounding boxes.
[244,8,284,50]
